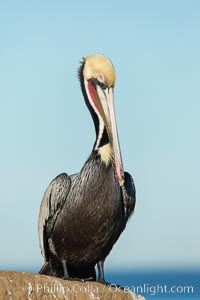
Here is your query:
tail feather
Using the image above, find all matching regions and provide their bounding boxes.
[39,261,96,280]
[39,262,53,276]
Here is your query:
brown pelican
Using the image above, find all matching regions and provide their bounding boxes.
[38,54,136,281]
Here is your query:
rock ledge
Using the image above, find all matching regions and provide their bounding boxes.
[0,271,146,300]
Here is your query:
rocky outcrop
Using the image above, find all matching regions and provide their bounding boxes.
[0,271,146,300]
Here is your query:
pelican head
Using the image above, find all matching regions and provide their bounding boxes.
[83,54,116,88]
[79,54,124,186]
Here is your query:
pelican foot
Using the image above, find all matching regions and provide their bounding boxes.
[62,277,94,282]
[97,278,105,283]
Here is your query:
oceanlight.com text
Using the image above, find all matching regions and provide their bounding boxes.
[27,282,195,297]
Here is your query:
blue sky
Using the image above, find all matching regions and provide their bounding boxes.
[0,0,200,272]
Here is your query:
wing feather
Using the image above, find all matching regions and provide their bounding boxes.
[123,171,136,220]
[38,173,71,258]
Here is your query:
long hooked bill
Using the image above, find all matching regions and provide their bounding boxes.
[96,85,125,186]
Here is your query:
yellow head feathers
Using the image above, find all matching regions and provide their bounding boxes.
[83,54,116,87]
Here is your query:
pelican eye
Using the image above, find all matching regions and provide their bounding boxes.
[97,74,105,83]
[97,74,108,90]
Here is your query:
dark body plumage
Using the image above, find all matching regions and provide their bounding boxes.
[38,55,136,280]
